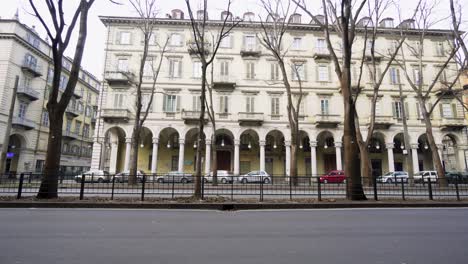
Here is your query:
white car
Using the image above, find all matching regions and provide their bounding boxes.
[112,170,145,183]
[238,170,272,184]
[155,171,193,183]
[376,171,408,183]
[74,170,110,183]
[414,171,438,183]
[204,170,233,184]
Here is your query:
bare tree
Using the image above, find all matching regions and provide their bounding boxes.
[127,0,169,184]
[395,0,465,186]
[185,0,240,198]
[28,0,95,199]
[257,0,304,185]
[295,0,367,200]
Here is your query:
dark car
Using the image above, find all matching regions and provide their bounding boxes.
[446,171,468,184]
[319,170,346,183]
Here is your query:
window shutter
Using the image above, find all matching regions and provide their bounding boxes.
[451,103,457,118]
[392,102,397,118]
[192,96,197,111]
[439,104,444,118]
[270,63,274,80]
[245,63,249,79]
[116,32,121,44]
[176,96,181,111]
[396,69,401,84]
[251,97,255,112]
[271,98,274,114]
[177,61,182,78]
[225,96,229,113]
[169,60,174,77]
[327,65,332,82]
[163,95,167,112]
[219,96,223,112]
[405,102,409,120]
[246,97,250,112]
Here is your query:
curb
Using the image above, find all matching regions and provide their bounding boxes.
[1,202,468,210]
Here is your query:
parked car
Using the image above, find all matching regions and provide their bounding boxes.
[204,170,233,184]
[155,171,193,183]
[319,170,346,183]
[238,170,271,184]
[112,170,145,183]
[445,171,468,184]
[376,171,409,183]
[74,170,110,183]
[413,171,438,183]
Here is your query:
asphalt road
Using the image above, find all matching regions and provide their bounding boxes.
[1,208,467,264]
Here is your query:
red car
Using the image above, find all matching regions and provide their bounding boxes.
[319,170,346,183]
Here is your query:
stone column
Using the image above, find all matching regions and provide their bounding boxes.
[310,140,318,176]
[411,144,419,174]
[151,137,159,174]
[109,141,118,174]
[285,141,291,176]
[260,140,266,172]
[90,138,102,171]
[205,139,211,174]
[124,137,132,172]
[386,143,395,172]
[458,146,468,171]
[335,141,343,170]
[178,139,185,172]
[234,139,240,175]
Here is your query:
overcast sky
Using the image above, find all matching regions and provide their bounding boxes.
[1,0,466,79]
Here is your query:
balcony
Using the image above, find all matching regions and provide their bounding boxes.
[440,117,466,130]
[104,71,135,86]
[101,108,131,122]
[16,85,40,101]
[181,110,208,125]
[240,45,262,57]
[90,117,97,124]
[313,48,331,60]
[364,51,383,62]
[187,41,211,55]
[238,112,264,126]
[63,130,79,140]
[12,116,36,130]
[65,106,80,118]
[213,76,236,90]
[315,114,341,128]
[73,90,83,99]
[21,59,42,77]
[369,115,395,129]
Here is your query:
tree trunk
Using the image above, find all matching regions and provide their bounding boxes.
[211,133,217,185]
[360,149,372,187]
[423,114,447,186]
[37,111,63,198]
[194,64,207,199]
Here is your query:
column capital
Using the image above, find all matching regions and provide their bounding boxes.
[234,139,240,145]
[385,142,394,149]
[259,140,266,146]
[411,143,419,149]
[285,140,291,147]
[205,139,212,145]
[179,139,185,145]
[152,137,159,144]
[335,141,343,148]
[436,144,444,150]
[125,137,132,144]
[309,140,318,148]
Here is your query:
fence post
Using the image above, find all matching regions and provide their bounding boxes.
[289,176,293,201]
[111,175,115,200]
[317,177,322,202]
[171,175,175,199]
[427,179,433,200]
[201,177,205,200]
[79,173,86,200]
[373,176,378,201]
[141,174,146,201]
[231,176,234,201]
[401,179,405,200]
[260,176,264,202]
[28,172,33,184]
[455,177,460,201]
[16,173,24,199]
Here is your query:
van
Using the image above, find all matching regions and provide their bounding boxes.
[413,171,438,183]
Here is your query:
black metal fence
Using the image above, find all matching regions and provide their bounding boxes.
[1,173,468,201]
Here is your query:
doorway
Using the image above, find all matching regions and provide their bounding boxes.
[371,159,382,178]
[217,151,231,171]
[324,154,336,173]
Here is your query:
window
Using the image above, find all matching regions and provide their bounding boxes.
[294,95,306,116]
[413,68,422,85]
[246,96,255,112]
[320,99,329,115]
[244,35,256,50]
[141,94,152,112]
[389,67,400,84]
[270,63,280,81]
[435,42,445,56]
[113,93,124,108]
[246,62,255,79]
[47,68,54,84]
[292,37,302,50]
[169,59,182,78]
[316,39,326,52]
[220,34,231,48]
[192,95,201,111]
[220,60,229,77]
[85,106,92,117]
[292,63,305,81]
[119,32,131,45]
[23,76,32,89]
[143,59,154,77]
[375,100,382,116]
[393,101,403,119]
[77,102,83,114]
[441,103,453,118]
[271,97,280,116]
[163,94,178,112]
[87,92,92,103]
[219,96,229,113]
[18,102,27,119]
[170,33,182,46]
[192,61,202,78]
[26,33,40,49]
[75,121,82,134]
[117,58,129,72]
[24,53,38,69]
[35,160,45,172]
[83,124,90,138]
[66,118,72,133]
[318,65,329,82]
[42,111,49,126]
[59,75,68,90]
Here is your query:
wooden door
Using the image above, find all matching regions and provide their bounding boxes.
[324,154,336,173]
[217,151,231,171]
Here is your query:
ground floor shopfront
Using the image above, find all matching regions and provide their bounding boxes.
[90,122,468,178]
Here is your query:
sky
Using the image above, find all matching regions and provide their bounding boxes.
[1,0,466,79]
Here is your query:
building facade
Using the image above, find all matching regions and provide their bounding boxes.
[92,11,467,178]
[0,17,100,175]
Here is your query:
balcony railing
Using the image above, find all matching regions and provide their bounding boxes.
[182,110,208,124]
[187,40,211,55]
[315,114,341,127]
[213,76,236,90]
[16,85,40,101]
[101,108,131,122]
[12,116,36,130]
[370,115,395,129]
[313,48,331,60]
[63,130,79,140]
[238,112,264,126]
[240,45,262,57]
[65,106,80,118]
[104,71,135,86]
[21,59,42,77]
[440,117,466,130]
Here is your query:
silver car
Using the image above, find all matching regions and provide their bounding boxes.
[376,171,408,183]
[155,171,193,183]
[204,170,233,184]
[238,170,272,184]
[112,170,144,183]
